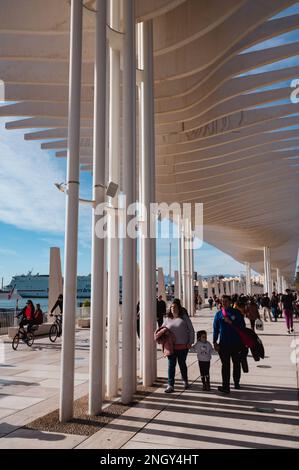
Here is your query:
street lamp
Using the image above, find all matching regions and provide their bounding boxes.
[54,181,119,207]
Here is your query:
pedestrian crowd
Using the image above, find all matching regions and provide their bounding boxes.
[154,288,297,394]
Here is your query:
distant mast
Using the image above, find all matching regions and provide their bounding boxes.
[169,241,172,295]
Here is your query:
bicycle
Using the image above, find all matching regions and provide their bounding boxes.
[12,324,38,350]
[49,314,62,343]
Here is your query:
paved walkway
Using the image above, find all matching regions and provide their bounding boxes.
[0,307,298,449]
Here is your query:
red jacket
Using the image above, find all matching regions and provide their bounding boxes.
[154,326,176,357]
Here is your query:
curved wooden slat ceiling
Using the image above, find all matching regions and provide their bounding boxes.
[0,0,298,281]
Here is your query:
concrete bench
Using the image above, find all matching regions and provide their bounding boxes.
[7,322,53,339]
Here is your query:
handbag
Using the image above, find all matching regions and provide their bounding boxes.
[255,318,264,331]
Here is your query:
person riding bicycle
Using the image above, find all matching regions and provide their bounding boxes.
[50,294,63,318]
[16,300,35,333]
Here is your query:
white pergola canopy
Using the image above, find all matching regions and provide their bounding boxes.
[0,0,299,281]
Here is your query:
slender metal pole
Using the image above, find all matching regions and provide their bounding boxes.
[177,215,182,300]
[89,0,107,416]
[263,247,268,294]
[106,0,120,400]
[267,248,272,294]
[122,0,136,405]
[190,230,194,316]
[277,268,281,293]
[245,262,252,295]
[140,19,155,387]
[169,242,172,295]
[59,0,83,423]
[181,220,186,307]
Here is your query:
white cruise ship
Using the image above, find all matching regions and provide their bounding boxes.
[5,272,91,298]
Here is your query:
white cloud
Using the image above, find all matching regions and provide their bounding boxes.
[0,120,92,243]
[0,133,65,233]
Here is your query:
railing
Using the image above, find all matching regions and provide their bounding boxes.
[0,310,49,336]
[0,310,18,335]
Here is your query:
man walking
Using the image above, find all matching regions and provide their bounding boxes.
[213,295,246,394]
[260,293,272,322]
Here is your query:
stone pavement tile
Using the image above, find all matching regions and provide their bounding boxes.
[13,386,57,399]
[0,367,23,376]
[0,395,44,410]
[125,435,243,450]
[0,428,85,449]
[76,392,167,449]
[0,375,46,387]
[76,429,136,450]
[0,408,18,420]
[122,440,195,449]
[129,417,298,449]
[14,370,61,379]
[0,384,33,396]
[39,378,86,388]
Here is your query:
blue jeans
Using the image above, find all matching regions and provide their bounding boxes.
[167,349,189,386]
[271,306,278,321]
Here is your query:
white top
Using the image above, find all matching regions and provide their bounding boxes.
[191,340,213,362]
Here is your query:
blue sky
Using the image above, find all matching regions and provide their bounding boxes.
[0,119,247,284]
[1,3,299,285]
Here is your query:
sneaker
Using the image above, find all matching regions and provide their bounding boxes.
[287,330,291,334]
[218,386,230,394]
[234,383,241,390]
[164,385,174,394]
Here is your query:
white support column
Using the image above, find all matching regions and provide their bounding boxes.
[184,219,191,314]
[140,19,155,388]
[151,236,157,383]
[263,247,269,294]
[226,281,231,296]
[59,0,83,423]
[190,232,195,316]
[214,279,218,297]
[89,0,107,416]
[263,246,272,295]
[48,247,63,324]
[219,279,225,296]
[122,0,136,405]
[181,221,186,307]
[276,268,282,293]
[207,280,213,298]
[174,271,180,298]
[176,215,182,300]
[158,268,166,301]
[106,0,121,400]
[245,262,252,296]
[282,276,287,292]
[198,275,204,299]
